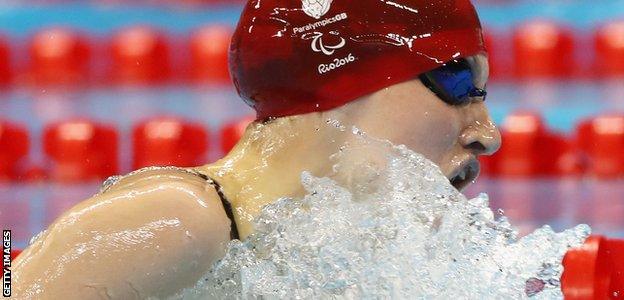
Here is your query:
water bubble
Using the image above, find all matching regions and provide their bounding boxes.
[351,126,364,136]
[173,129,590,299]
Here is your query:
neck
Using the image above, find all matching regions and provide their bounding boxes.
[197,112,349,239]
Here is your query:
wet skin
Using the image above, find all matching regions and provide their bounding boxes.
[200,54,501,239]
[13,54,501,299]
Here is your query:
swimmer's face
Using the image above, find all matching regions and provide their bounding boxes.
[344,54,501,191]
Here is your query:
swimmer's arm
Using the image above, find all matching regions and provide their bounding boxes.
[13,174,232,299]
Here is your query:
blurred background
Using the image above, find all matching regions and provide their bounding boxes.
[1,0,624,249]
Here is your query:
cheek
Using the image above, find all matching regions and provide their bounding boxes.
[396,108,460,163]
[383,86,461,162]
[352,80,463,166]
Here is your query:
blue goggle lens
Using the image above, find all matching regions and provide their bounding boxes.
[419,59,486,106]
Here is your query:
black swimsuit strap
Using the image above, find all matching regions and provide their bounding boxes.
[204,175,240,240]
[99,167,240,240]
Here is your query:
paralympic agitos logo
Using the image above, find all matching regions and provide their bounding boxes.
[299,0,356,75]
[298,0,346,56]
[302,31,345,56]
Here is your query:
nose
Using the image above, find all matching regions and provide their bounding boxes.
[459,104,502,156]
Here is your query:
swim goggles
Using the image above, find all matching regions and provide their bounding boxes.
[419,59,487,106]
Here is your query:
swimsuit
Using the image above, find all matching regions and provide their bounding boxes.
[99,166,240,240]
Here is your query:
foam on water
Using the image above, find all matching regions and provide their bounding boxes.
[173,129,590,299]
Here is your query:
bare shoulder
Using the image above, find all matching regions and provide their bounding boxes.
[14,167,232,299]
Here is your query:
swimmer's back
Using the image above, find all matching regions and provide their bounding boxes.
[13,167,232,299]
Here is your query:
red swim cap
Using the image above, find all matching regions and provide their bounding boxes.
[230,0,486,120]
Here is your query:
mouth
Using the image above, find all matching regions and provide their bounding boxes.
[448,158,480,191]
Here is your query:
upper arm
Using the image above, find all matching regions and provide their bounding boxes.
[13,170,232,299]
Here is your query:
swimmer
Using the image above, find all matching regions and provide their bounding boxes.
[13,0,501,298]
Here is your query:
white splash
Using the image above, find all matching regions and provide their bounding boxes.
[174,130,589,299]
